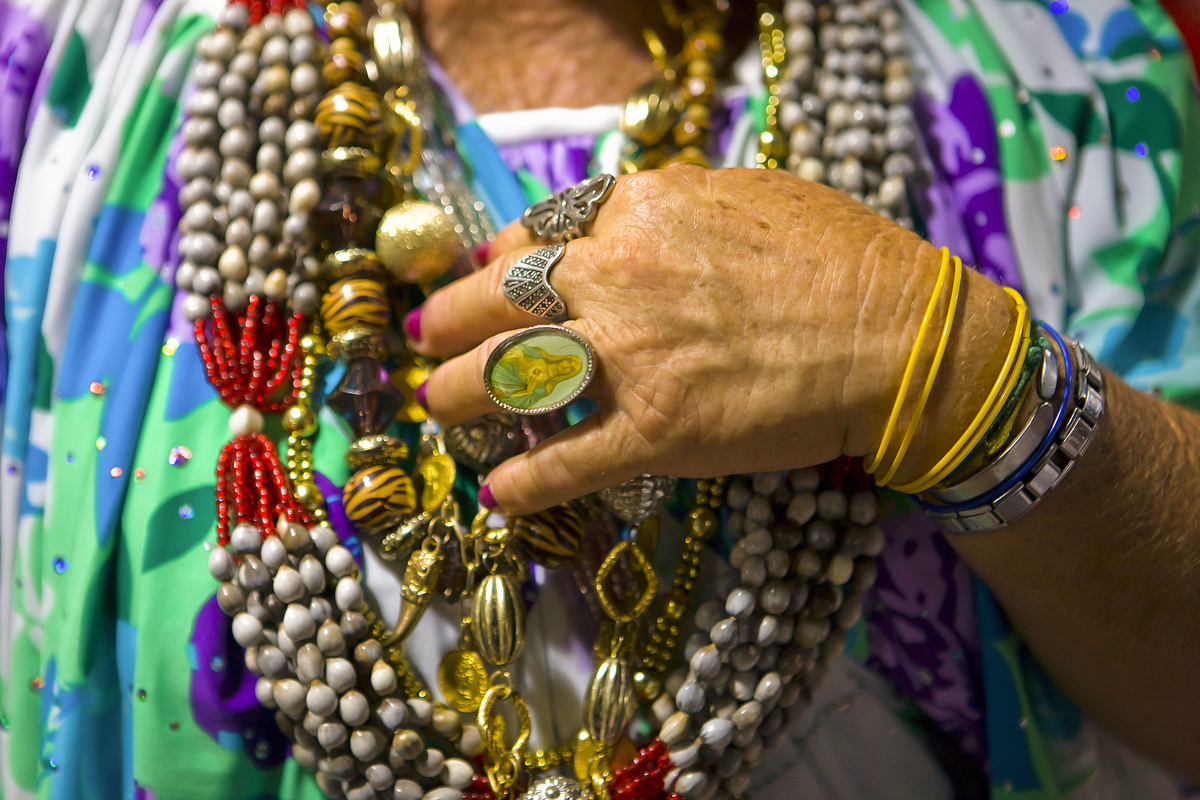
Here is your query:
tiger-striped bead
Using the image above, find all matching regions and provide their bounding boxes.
[514,504,585,567]
[342,465,416,532]
[320,278,389,336]
[316,82,383,149]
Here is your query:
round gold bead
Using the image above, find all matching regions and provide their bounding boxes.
[376,200,461,285]
[283,405,318,436]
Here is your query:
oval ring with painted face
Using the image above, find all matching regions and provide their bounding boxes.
[483,324,595,415]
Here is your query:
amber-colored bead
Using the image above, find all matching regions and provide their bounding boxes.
[321,278,390,335]
[325,2,363,40]
[343,465,416,532]
[682,29,723,61]
[324,38,366,85]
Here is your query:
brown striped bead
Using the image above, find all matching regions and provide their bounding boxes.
[514,504,584,567]
[320,278,390,336]
[316,82,383,149]
[343,465,416,532]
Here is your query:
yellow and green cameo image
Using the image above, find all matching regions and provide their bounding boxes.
[485,326,594,414]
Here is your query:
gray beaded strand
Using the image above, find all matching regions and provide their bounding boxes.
[649,470,882,799]
[179,5,322,323]
[780,0,918,229]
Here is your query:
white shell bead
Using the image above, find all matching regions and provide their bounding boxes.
[339,690,370,726]
[675,770,709,799]
[229,404,264,436]
[260,535,287,570]
[208,546,235,580]
[326,657,355,693]
[424,790,463,800]
[273,678,306,717]
[306,681,337,717]
[255,676,277,708]
[755,672,783,705]
[309,524,336,554]
[378,697,408,729]
[231,612,264,647]
[668,738,700,769]
[230,522,260,555]
[394,779,423,800]
[725,588,755,619]
[299,553,326,593]
[351,728,386,760]
[700,718,735,751]
[459,724,484,757]
[733,700,763,729]
[325,545,355,577]
[296,642,323,683]
[336,575,364,611]
[415,749,444,777]
[689,644,721,681]
[660,711,690,746]
[442,758,474,789]
[371,660,398,695]
[273,565,304,603]
[283,603,316,640]
[318,721,347,749]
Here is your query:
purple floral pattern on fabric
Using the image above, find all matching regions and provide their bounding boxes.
[497,134,597,194]
[865,510,986,761]
[0,2,52,393]
[915,76,1022,290]
[188,595,290,768]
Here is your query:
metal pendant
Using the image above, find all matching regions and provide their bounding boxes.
[523,776,589,800]
[437,648,490,713]
[598,474,678,526]
[388,535,441,643]
[582,655,637,746]
[472,572,526,667]
[445,413,525,473]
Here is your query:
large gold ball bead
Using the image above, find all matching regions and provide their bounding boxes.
[376,200,461,285]
[283,405,318,436]
[343,465,416,532]
[320,278,390,336]
[293,480,321,508]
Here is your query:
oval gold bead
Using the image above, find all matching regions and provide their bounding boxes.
[472,573,525,667]
[583,656,636,746]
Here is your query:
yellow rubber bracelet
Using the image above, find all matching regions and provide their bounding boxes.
[865,247,952,475]
[891,287,1030,494]
[876,254,964,487]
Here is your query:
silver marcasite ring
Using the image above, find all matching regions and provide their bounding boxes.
[501,243,570,322]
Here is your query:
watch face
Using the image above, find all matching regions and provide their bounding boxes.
[484,325,594,415]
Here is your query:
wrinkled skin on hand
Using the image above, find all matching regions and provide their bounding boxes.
[410,166,1012,513]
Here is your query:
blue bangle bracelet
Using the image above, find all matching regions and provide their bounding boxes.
[914,321,1075,514]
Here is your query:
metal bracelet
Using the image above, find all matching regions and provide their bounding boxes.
[921,328,1105,534]
[925,333,1059,505]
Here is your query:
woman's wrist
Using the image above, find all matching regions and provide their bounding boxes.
[852,239,1018,487]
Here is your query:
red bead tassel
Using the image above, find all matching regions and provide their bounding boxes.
[215,433,312,545]
[195,293,310,546]
[608,739,679,800]
[195,296,303,412]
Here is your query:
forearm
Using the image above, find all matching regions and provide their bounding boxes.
[884,243,1200,777]
[949,377,1200,779]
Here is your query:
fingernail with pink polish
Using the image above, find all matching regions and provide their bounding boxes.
[404,307,423,342]
[474,241,491,264]
[478,484,498,510]
[414,381,428,410]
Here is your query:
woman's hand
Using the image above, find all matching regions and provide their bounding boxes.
[407,166,1012,513]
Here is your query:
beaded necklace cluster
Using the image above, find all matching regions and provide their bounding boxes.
[181,2,918,799]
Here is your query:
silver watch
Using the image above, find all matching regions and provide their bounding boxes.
[921,330,1105,534]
